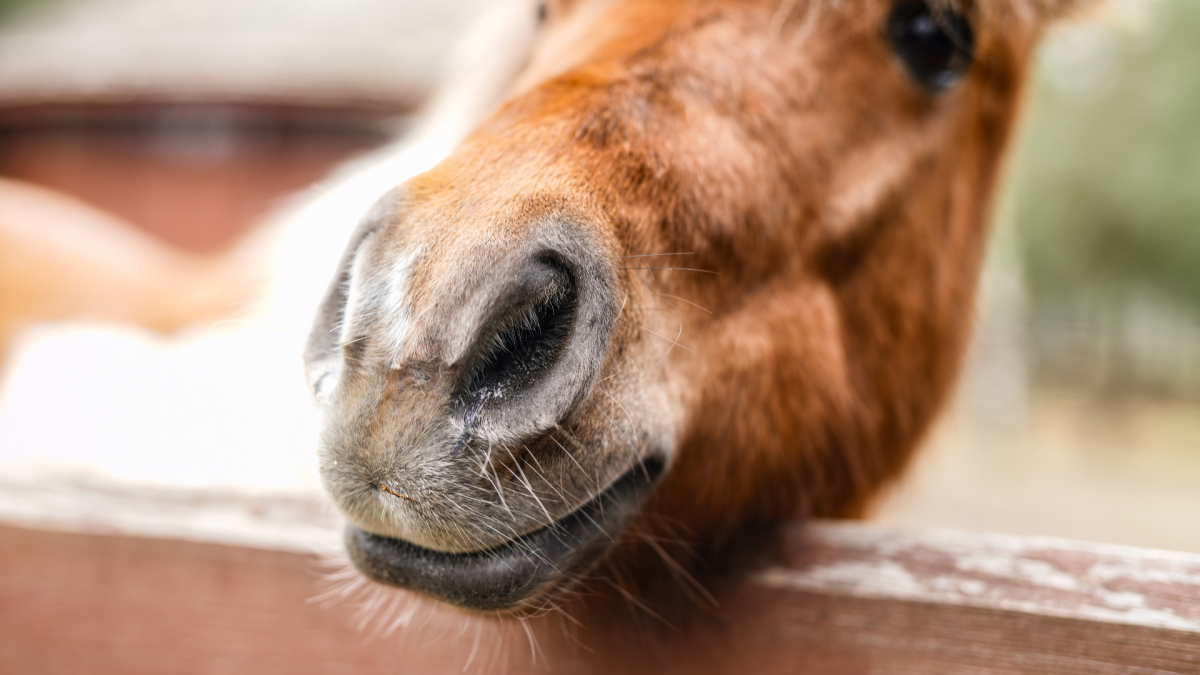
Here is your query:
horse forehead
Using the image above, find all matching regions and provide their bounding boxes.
[353,0,1067,286]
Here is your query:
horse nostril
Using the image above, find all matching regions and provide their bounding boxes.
[456,256,578,429]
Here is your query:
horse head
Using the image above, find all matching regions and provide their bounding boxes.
[304,0,1092,614]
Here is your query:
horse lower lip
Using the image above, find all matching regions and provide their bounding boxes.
[344,459,664,611]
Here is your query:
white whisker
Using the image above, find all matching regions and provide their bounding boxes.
[617,317,694,353]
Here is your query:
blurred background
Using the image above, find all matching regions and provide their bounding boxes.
[0,0,1195,552]
[878,0,1200,553]
[0,0,488,254]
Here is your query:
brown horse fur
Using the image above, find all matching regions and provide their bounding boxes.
[305,0,1097,631]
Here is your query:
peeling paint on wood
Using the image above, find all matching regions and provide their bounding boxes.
[758,522,1200,634]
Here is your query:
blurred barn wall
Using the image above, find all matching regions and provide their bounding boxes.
[0,0,489,252]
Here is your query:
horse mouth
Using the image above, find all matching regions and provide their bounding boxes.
[344,458,664,612]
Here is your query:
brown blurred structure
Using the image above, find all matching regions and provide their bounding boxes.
[0,0,486,253]
[0,105,389,253]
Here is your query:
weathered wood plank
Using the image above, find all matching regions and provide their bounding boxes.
[0,473,1198,674]
[766,522,1200,633]
[0,524,472,674]
[712,522,1200,674]
[0,469,340,552]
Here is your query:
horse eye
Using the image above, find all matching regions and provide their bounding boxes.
[886,0,974,91]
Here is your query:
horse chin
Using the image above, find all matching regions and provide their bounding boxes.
[343,458,664,613]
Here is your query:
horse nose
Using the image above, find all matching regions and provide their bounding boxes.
[449,245,615,444]
[455,255,577,425]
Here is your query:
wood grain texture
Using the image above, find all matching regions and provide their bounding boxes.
[0,524,479,675]
[0,476,1198,674]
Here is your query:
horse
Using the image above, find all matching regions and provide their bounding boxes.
[303,0,1096,622]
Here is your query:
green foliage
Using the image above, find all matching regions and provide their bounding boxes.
[0,0,44,22]
[1011,0,1200,315]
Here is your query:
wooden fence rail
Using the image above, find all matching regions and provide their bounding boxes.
[1,470,1197,674]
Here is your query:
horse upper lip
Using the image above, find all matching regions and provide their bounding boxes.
[344,459,663,612]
